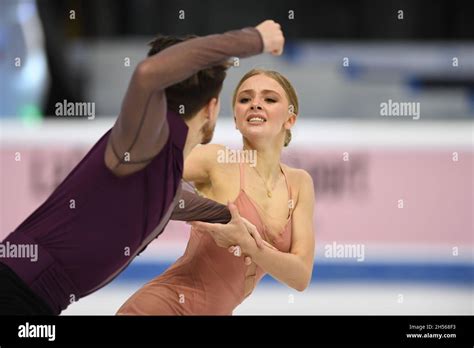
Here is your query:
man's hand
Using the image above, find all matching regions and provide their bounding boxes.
[190,202,264,250]
[255,20,284,56]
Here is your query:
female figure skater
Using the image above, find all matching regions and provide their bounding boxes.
[117,69,315,315]
[0,21,284,315]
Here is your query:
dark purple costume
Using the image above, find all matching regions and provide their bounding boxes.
[0,27,263,314]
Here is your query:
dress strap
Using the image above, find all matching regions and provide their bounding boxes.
[239,162,245,191]
[280,164,293,211]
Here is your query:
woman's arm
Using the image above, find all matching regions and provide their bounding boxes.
[191,170,316,291]
[239,170,315,291]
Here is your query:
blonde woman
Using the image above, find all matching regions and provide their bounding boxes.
[117,69,315,315]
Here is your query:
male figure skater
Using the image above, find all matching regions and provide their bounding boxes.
[0,20,284,315]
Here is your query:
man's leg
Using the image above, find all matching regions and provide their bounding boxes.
[0,263,53,315]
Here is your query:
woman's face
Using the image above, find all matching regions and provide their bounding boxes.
[234,74,292,146]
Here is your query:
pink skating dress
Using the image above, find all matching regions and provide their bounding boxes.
[117,163,294,315]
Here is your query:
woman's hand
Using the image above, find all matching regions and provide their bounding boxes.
[229,238,278,265]
[190,202,264,250]
[228,218,279,265]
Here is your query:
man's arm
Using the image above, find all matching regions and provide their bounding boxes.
[105,21,283,177]
[171,181,231,224]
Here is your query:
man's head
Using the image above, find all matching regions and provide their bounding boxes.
[148,35,230,144]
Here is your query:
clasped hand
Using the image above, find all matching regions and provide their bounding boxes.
[189,202,276,265]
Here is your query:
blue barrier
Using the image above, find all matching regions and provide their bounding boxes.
[113,262,473,286]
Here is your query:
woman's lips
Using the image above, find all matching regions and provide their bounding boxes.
[246,113,267,123]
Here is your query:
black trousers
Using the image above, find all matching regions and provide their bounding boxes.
[0,262,54,315]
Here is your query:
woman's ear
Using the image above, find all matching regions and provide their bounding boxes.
[284,113,297,130]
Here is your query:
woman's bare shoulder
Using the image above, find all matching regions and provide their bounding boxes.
[188,143,226,163]
[281,164,314,193]
[190,144,242,176]
[192,143,226,155]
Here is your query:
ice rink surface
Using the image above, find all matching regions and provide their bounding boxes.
[62,282,472,316]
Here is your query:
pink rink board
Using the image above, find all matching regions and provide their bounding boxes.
[0,146,472,246]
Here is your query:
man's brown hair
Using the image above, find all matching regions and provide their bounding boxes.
[148,35,231,119]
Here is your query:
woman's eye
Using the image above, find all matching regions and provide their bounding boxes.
[265,98,276,103]
[239,98,250,103]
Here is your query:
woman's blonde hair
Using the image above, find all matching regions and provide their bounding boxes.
[232,69,298,147]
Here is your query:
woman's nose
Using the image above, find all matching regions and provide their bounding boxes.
[250,104,263,110]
